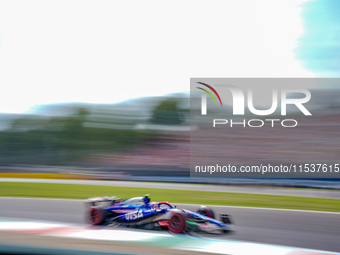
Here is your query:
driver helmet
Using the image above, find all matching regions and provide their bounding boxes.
[143,194,150,204]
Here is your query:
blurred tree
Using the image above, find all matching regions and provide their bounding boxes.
[64,108,89,140]
[150,99,184,125]
[0,106,149,164]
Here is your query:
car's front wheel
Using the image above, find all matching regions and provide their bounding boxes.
[196,206,215,219]
[168,211,187,233]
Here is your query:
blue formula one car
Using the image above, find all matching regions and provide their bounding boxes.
[85,195,233,234]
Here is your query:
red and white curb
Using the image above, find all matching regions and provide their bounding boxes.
[0,218,338,255]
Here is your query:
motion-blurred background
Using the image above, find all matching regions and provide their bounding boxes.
[1,1,340,254]
[0,0,339,186]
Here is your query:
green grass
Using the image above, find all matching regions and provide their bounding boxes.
[0,182,339,212]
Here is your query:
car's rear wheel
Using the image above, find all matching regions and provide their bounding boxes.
[196,206,215,219]
[86,207,106,225]
[168,211,187,233]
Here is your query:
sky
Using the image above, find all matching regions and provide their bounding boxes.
[0,0,322,114]
[295,0,340,76]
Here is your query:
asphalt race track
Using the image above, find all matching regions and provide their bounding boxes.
[0,197,339,253]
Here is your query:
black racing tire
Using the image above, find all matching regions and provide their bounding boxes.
[196,206,215,219]
[168,211,187,234]
[86,207,107,225]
